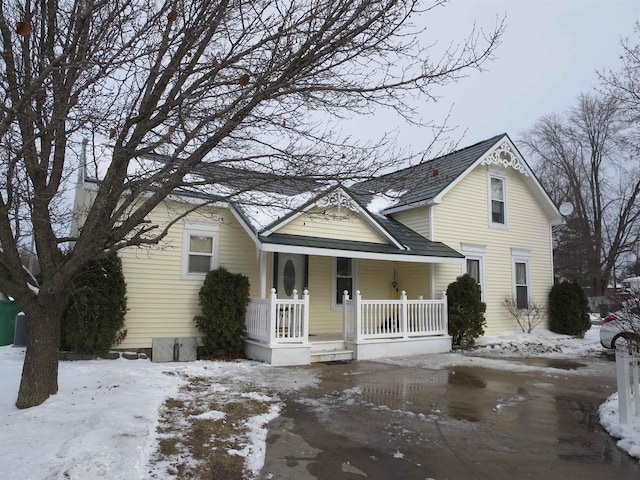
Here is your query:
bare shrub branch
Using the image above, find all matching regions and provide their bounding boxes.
[503,296,546,334]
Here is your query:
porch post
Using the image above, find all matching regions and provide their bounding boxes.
[401,291,408,339]
[355,290,362,342]
[342,291,350,340]
[269,288,277,346]
[302,289,310,344]
[441,291,448,334]
[259,251,267,298]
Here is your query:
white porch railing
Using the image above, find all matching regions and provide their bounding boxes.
[343,290,448,342]
[245,288,309,345]
[615,349,640,424]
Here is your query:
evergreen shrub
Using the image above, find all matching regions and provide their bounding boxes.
[61,253,127,354]
[194,266,250,355]
[548,280,590,337]
[447,273,487,346]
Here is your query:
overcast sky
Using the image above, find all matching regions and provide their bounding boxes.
[347,0,640,154]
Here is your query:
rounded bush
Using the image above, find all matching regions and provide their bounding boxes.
[548,280,590,337]
[447,274,487,346]
[194,266,250,355]
[61,253,127,355]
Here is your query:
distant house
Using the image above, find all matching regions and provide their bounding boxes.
[72,133,562,365]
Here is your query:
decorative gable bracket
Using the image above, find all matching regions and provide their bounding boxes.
[480,141,529,177]
[316,188,358,212]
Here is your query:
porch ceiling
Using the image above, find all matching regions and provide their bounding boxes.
[259,233,464,264]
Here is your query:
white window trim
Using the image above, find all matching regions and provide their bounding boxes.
[332,257,357,309]
[181,222,220,280]
[511,248,531,309]
[488,168,508,229]
[461,243,486,302]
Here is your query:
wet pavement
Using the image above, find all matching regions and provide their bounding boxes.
[261,356,640,479]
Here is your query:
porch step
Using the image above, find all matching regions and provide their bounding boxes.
[310,348,354,363]
[310,339,346,352]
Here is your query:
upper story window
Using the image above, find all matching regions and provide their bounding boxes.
[489,174,507,226]
[182,222,219,279]
[334,257,354,306]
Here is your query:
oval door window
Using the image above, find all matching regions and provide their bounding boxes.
[283,259,296,296]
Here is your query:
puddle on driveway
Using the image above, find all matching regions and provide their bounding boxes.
[270,359,640,478]
[504,357,588,370]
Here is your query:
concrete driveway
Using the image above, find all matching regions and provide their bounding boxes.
[260,356,640,479]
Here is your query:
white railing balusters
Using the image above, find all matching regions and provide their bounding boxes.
[245,288,309,345]
[350,293,447,340]
[246,289,448,346]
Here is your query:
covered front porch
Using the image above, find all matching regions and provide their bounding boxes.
[244,287,451,366]
[240,206,464,365]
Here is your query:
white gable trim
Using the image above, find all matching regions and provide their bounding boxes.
[480,139,529,176]
[262,187,406,250]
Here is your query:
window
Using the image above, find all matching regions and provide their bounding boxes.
[467,258,481,291]
[515,262,529,309]
[490,175,506,225]
[188,235,214,273]
[334,257,354,306]
[182,223,219,279]
[511,248,531,310]
[462,243,486,301]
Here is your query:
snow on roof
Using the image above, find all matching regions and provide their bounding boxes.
[81,145,325,232]
[233,188,322,232]
[366,189,406,217]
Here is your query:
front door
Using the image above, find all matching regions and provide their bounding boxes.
[277,253,306,299]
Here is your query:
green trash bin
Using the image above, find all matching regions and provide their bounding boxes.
[599,303,610,319]
[0,300,21,346]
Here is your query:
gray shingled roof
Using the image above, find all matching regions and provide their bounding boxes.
[260,232,463,259]
[254,135,511,259]
[351,134,505,210]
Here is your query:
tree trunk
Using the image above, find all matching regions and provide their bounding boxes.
[16,300,62,409]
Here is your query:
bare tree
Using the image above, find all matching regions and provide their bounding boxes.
[520,93,640,296]
[600,22,640,124]
[0,0,503,408]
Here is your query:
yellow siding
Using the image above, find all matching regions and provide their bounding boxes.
[393,207,431,240]
[277,206,387,243]
[303,258,434,334]
[397,263,433,300]
[118,201,261,348]
[307,256,342,333]
[431,165,554,334]
[359,259,397,299]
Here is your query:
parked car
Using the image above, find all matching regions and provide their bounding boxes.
[599,298,640,350]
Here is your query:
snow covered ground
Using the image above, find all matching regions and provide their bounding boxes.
[0,350,318,480]
[0,325,638,479]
